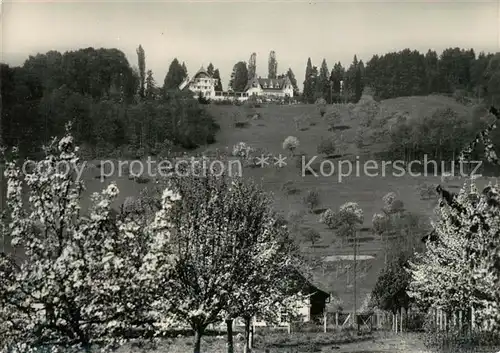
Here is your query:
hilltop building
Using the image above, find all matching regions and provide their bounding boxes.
[179,67,295,101]
[244,76,295,99]
[178,66,218,99]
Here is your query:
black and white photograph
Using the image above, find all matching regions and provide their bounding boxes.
[1,0,500,352]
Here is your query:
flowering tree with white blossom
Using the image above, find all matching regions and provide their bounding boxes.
[321,202,364,238]
[408,179,500,332]
[0,128,181,352]
[219,179,308,353]
[162,171,306,353]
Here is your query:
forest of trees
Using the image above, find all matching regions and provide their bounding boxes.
[2,46,500,157]
[303,48,500,105]
[1,46,220,158]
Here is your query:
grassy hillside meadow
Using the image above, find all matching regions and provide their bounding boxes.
[2,94,497,314]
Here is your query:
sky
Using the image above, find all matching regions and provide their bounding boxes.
[1,0,499,90]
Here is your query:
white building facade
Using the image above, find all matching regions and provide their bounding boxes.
[179,67,295,102]
[245,77,294,98]
[179,66,218,99]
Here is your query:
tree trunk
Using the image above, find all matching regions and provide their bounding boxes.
[243,316,252,353]
[193,326,204,353]
[400,309,403,333]
[226,319,234,353]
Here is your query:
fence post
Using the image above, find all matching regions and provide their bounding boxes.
[471,306,475,332]
[335,312,339,327]
[400,309,403,333]
[323,311,327,333]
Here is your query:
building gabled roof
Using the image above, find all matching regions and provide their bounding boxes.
[244,76,292,92]
[192,65,213,80]
[287,267,333,299]
[178,66,216,90]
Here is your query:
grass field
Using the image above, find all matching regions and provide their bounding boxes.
[109,330,500,353]
[2,95,499,352]
[111,331,427,353]
[2,95,495,309]
[76,95,495,311]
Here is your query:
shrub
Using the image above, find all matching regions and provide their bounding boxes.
[372,213,390,235]
[382,192,397,207]
[283,136,300,155]
[339,202,364,224]
[334,132,348,157]
[319,208,335,225]
[302,228,321,246]
[293,116,302,131]
[453,89,469,105]
[353,95,380,127]
[232,111,250,128]
[198,96,210,104]
[417,183,437,200]
[234,121,249,128]
[132,175,151,184]
[317,138,336,156]
[135,146,147,159]
[382,192,405,214]
[281,180,301,195]
[326,110,342,129]
[303,189,320,212]
[390,199,405,213]
[232,142,254,159]
[315,97,327,117]
[320,203,364,234]
[355,127,367,148]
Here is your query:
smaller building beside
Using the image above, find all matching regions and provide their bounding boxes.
[245,77,294,99]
